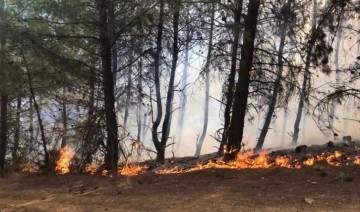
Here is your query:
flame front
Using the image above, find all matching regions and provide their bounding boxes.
[55,145,75,174]
[120,165,149,176]
[158,150,360,174]
[82,149,360,176]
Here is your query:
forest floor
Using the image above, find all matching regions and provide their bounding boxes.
[1,143,360,212]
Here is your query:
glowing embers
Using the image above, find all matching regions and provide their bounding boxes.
[55,145,75,174]
[21,161,38,173]
[353,156,360,165]
[324,151,343,166]
[84,164,98,175]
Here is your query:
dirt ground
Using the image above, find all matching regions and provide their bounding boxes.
[0,161,359,212]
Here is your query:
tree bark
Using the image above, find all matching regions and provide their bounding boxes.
[0,0,8,172]
[29,97,34,151]
[158,0,180,163]
[255,0,292,151]
[137,61,143,142]
[12,97,21,166]
[98,0,119,171]
[219,0,243,155]
[195,2,215,157]
[280,106,289,146]
[151,0,165,162]
[226,0,260,159]
[123,66,132,130]
[0,93,8,170]
[292,0,317,145]
[81,68,96,166]
[61,86,67,148]
[23,55,50,169]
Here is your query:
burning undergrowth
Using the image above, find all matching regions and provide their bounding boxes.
[21,141,360,176]
[153,141,360,174]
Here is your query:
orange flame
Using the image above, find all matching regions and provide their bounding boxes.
[325,151,342,166]
[354,156,360,165]
[303,157,315,166]
[21,161,38,173]
[120,164,149,176]
[82,149,360,176]
[55,145,75,174]
[157,150,360,174]
[84,164,98,175]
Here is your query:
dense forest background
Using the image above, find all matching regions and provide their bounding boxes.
[0,0,359,174]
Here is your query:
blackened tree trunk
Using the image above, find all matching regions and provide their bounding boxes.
[98,0,119,171]
[137,61,143,142]
[255,0,292,151]
[195,1,215,157]
[151,0,165,162]
[226,0,260,159]
[280,105,289,146]
[158,0,180,163]
[81,69,96,166]
[123,66,132,130]
[22,54,50,169]
[0,93,8,171]
[219,0,243,155]
[29,97,34,151]
[61,86,67,148]
[292,0,317,145]
[0,0,8,172]
[12,97,21,166]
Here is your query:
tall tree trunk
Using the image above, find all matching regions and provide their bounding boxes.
[158,0,180,163]
[255,0,292,151]
[292,0,318,145]
[29,97,34,151]
[123,67,132,129]
[61,86,67,148]
[0,93,8,171]
[219,0,243,155]
[0,0,8,172]
[280,105,288,146]
[226,0,260,159]
[108,1,117,80]
[137,60,143,142]
[151,0,165,162]
[175,19,190,156]
[22,55,50,169]
[81,69,96,166]
[195,2,215,157]
[136,61,143,161]
[12,97,21,166]
[98,0,119,172]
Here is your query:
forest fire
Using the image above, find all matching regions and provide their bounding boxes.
[354,156,360,165]
[83,164,148,177]
[55,145,75,174]
[119,164,149,176]
[155,148,360,175]
[21,145,360,176]
[195,150,359,171]
[21,161,38,173]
